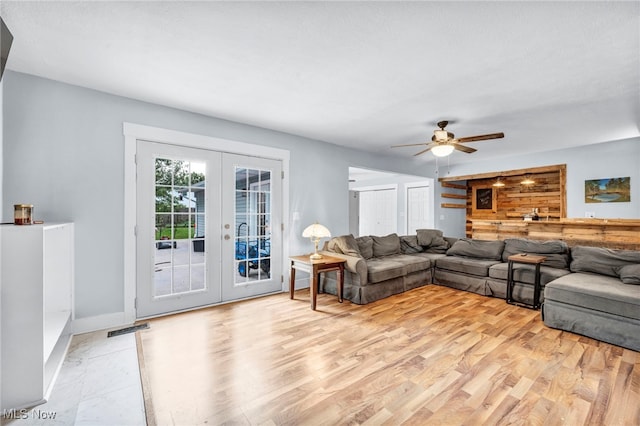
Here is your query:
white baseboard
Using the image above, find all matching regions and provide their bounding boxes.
[72,312,132,335]
[293,277,311,291]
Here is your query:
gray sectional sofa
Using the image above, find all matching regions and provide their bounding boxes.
[319,231,450,304]
[321,231,640,352]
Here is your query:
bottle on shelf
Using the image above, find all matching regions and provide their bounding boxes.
[532,208,540,221]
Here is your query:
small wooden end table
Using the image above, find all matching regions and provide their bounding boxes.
[289,255,346,310]
[506,253,547,310]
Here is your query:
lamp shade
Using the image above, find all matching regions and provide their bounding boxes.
[302,223,331,239]
[431,144,455,157]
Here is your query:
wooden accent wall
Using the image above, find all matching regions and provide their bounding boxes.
[468,171,564,221]
[439,164,567,237]
[472,219,640,250]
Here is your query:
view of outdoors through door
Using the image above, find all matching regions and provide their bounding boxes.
[234,167,271,283]
[154,157,206,297]
[137,140,283,318]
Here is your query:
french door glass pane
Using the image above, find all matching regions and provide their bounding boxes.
[154,158,206,297]
[234,167,272,284]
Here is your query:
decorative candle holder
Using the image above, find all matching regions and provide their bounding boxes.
[14,204,33,225]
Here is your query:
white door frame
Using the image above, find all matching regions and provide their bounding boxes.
[123,123,290,322]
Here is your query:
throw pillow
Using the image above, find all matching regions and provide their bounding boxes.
[570,246,640,278]
[333,234,362,257]
[615,264,640,285]
[371,233,401,257]
[400,235,423,254]
[446,238,505,261]
[502,238,570,269]
[416,229,449,253]
[356,236,374,259]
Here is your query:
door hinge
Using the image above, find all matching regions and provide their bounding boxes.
[281,275,284,283]
[134,225,137,236]
[281,223,284,231]
[134,298,137,309]
[281,170,284,179]
[134,154,137,164]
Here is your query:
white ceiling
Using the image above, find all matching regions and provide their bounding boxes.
[2,1,639,164]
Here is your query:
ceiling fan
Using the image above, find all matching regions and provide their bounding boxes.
[392,120,505,157]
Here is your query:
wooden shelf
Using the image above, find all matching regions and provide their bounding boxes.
[441,182,467,190]
[441,203,466,209]
[441,193,467,199]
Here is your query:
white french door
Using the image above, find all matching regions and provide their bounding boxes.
[136,141,282,318]
[221,154,282,301]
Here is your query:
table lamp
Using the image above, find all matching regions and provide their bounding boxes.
[302,222,331,260]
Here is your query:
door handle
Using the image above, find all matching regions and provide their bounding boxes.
[224,234,231,240]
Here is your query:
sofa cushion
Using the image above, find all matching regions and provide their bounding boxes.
[371,233,401,257]
[416,229,449,253]
[616,264,640,285]
[502,238,570,269]
[488,263,571,285]
[570,246,640,277]
[366,258,406,283]
[391,254,431,274]
[400,235,423,254]
[435,256,501,277]
[332,234,361,257]
[544,272,640,321]
[356,236,374,259]
[446,238,505,261]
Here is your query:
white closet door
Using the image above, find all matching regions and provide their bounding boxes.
[358,188,397,236]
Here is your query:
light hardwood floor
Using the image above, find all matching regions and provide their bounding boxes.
[136,285,640,425]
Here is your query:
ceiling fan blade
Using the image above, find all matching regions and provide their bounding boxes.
[414,145,435,156]
[457,133,505,143]
[453,143,477,154]
[391,142,429,148]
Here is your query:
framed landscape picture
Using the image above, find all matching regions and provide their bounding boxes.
[585,177,630,203]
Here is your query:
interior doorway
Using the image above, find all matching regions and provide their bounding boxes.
[349,167,434,236]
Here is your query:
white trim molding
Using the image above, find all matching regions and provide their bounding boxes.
[72,312,131,335]
[123,123,291,321]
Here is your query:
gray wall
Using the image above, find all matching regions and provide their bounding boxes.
[2,71,432,320]
[434,137,640,237]
[5,70,639,320]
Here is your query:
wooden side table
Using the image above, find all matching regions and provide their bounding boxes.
[289,255,346,310]
[506,253,547,309]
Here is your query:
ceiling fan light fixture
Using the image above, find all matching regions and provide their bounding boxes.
[434,129,449,141]
[431,144,455,157]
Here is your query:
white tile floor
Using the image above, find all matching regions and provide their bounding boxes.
[4,329,146,426]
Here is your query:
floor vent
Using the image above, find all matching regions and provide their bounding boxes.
[107,323,149,338]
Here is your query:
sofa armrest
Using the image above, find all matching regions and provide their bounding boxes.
[319,251,368,282]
